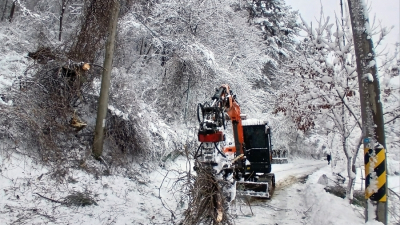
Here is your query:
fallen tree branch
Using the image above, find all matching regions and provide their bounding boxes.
[158,171,176,219]
[182,163,232,225]
[35,193,64,204]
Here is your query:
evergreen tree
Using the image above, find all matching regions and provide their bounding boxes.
[245,0,299,90]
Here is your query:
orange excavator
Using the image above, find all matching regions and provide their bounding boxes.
[196,84,275,198]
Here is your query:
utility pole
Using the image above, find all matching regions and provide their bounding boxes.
[93,0,120,159]
[347,0,387,224]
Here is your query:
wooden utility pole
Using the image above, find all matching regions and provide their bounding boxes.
[347,0,387,224]
[93,0,120,159]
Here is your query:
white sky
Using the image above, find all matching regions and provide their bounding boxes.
[285,0,400,54]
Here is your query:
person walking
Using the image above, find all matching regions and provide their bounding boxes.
[327,153,331,165]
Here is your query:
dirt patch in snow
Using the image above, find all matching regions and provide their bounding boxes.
[275,174,309,190]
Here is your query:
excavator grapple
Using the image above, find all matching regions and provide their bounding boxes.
[237,182,271,198]
[236,173,275,198]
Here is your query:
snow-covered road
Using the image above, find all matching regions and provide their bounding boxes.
[273,159,327,188]
[233,159,370,225]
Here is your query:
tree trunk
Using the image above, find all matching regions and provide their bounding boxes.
[68,0,115,62]
[342,133,354,202]
[346,156,355,203]
[346,135,363,203]
[8,0,16,22]
[59,0,68,41]
[1,0,8,21]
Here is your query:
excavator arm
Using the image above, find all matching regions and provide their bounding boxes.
[196,84,275,199]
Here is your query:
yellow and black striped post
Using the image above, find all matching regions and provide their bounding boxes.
[364,138,387,222]
[364,147,386,201]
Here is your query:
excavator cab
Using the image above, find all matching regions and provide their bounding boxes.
[242,123,272,174]
[236,120,275,198]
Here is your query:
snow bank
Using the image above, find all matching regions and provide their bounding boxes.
[304,165,366,225]
[234,160,370,225]
[0,151,188,224]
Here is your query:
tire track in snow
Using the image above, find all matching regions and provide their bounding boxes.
[234,160,326,225]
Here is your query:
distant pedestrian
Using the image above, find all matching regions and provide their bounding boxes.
[327,154,331,165]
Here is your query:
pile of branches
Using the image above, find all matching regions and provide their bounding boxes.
[35,190,97,207]
[1,0,157,174]
[4,0,116,163]
[104,113,148,165]
[182,163,233,225]
[4,59,101,163]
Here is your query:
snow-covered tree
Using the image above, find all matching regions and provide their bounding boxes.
[381,55,400,151]
[275,5,398,202]
[244,0,299,90]
[115,0,277,124]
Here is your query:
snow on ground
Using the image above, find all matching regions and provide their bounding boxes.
[273,158,327,184]
[0,151,188,225]
[1,151,398,225]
